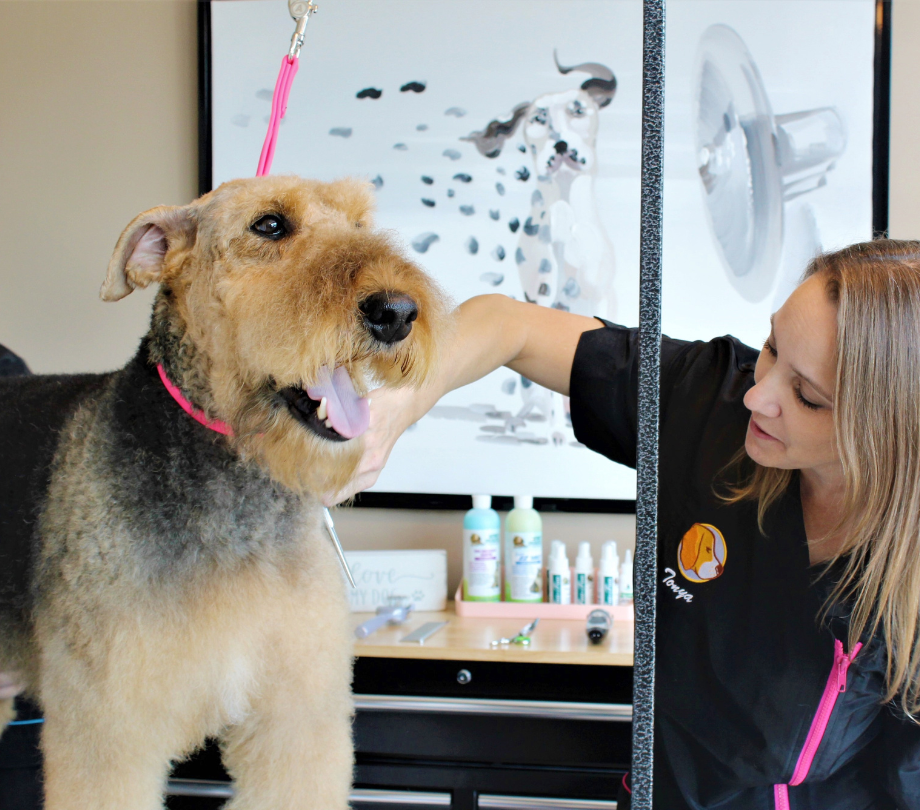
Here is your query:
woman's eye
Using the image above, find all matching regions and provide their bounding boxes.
[251,214,288,241]
[763,339,777,358]
[794,385,820,411]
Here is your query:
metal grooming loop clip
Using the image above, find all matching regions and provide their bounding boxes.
[323,507,357,589]
[288,0,318,60]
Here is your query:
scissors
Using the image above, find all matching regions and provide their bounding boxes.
[491,618,539,647]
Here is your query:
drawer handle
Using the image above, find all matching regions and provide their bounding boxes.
[166,780,451,806]
[478,795,617,810]
[353,694,632,722]
[166,779,233,799]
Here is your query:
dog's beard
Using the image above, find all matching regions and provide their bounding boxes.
[234,403,365,496]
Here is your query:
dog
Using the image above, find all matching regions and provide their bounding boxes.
[463,52,616,445]
[0,175,447,809]
[678,524,726,582]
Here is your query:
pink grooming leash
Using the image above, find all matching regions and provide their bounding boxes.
[253,1,357,591]
[157,364,232,436]
[255,1,316,177]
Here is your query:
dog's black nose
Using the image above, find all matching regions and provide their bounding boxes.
[554,140,569,154]
[360,292,418,344]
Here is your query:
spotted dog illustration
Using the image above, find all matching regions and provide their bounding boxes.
[463,51,617,317]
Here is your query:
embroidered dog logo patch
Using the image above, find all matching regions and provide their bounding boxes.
[678,523,727,583]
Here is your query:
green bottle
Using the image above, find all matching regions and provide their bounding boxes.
[504,496,543,602]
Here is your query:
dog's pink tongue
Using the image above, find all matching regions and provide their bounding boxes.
[305,365,370,439]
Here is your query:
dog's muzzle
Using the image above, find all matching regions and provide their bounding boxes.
[359,292,418,344]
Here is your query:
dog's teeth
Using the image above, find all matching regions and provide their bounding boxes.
[317,397,328,421]
[325,419,333,429]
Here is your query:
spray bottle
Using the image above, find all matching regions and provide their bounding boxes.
[548,540,571,604]
[599,541,620,606]
[620,547,634,603]
[574,541,594,604]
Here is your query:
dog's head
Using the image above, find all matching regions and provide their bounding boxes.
[462,51,616,175]
[101,175,450,495]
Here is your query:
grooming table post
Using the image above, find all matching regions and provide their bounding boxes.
[632,0,666,808]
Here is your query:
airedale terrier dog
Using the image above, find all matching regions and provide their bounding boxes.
[0,175,447,809]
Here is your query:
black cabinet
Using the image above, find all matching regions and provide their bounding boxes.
[168,657,633,810]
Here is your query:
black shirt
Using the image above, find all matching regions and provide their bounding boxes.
[570,322,920,810]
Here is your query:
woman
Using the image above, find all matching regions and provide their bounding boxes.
[330,240,920,808]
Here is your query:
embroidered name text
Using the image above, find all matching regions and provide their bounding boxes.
[663,568,693,603]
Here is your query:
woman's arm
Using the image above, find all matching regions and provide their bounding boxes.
[323,294,603,504]
[436,294,604,398]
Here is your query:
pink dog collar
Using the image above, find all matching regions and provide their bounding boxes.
[157,363,233,437]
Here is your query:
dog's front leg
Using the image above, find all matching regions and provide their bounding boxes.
[221,582,354,810]
[40,656,177,810]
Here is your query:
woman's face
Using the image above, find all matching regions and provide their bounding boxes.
[743,273,840,478]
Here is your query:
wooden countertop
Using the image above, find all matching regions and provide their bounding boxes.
[353,602,634,666]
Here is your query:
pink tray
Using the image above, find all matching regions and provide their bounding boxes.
[454,585,634,622]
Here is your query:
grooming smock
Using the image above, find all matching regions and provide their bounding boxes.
[570,321,920,810]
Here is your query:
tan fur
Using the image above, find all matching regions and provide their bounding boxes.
[0,697,14,728]
[2,175,449,809]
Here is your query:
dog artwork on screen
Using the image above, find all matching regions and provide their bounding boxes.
[0,175,448,810]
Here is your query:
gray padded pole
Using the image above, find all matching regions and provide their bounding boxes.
[631,1,665,808]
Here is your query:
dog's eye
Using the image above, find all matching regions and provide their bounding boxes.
[251,214,288,241]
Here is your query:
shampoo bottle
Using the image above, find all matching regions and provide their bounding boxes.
[504,496,543,602]
[574,541,594,604]
[620,547,634,603]
[462,495,501,601]
[548,540,571,604]
[599,541,620,606]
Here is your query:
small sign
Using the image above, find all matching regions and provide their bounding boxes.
[344,550,448,613]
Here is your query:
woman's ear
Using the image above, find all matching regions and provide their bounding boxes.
[100,204,197,302]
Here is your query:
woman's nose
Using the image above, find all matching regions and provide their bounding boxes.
[743,378,781,419]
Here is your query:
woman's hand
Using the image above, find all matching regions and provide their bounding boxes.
[322,385,420,506]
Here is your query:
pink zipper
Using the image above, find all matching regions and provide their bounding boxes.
[774,784,790,810]
[773,639,862,808]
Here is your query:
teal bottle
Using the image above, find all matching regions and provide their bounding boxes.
[462,495,501,601]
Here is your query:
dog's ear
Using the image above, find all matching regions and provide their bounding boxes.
[461,102,530,159]
[100,205,197,302]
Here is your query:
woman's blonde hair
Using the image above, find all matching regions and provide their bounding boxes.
[725,239,920,717]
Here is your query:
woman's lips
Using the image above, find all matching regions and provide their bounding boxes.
[749,418,780,442]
